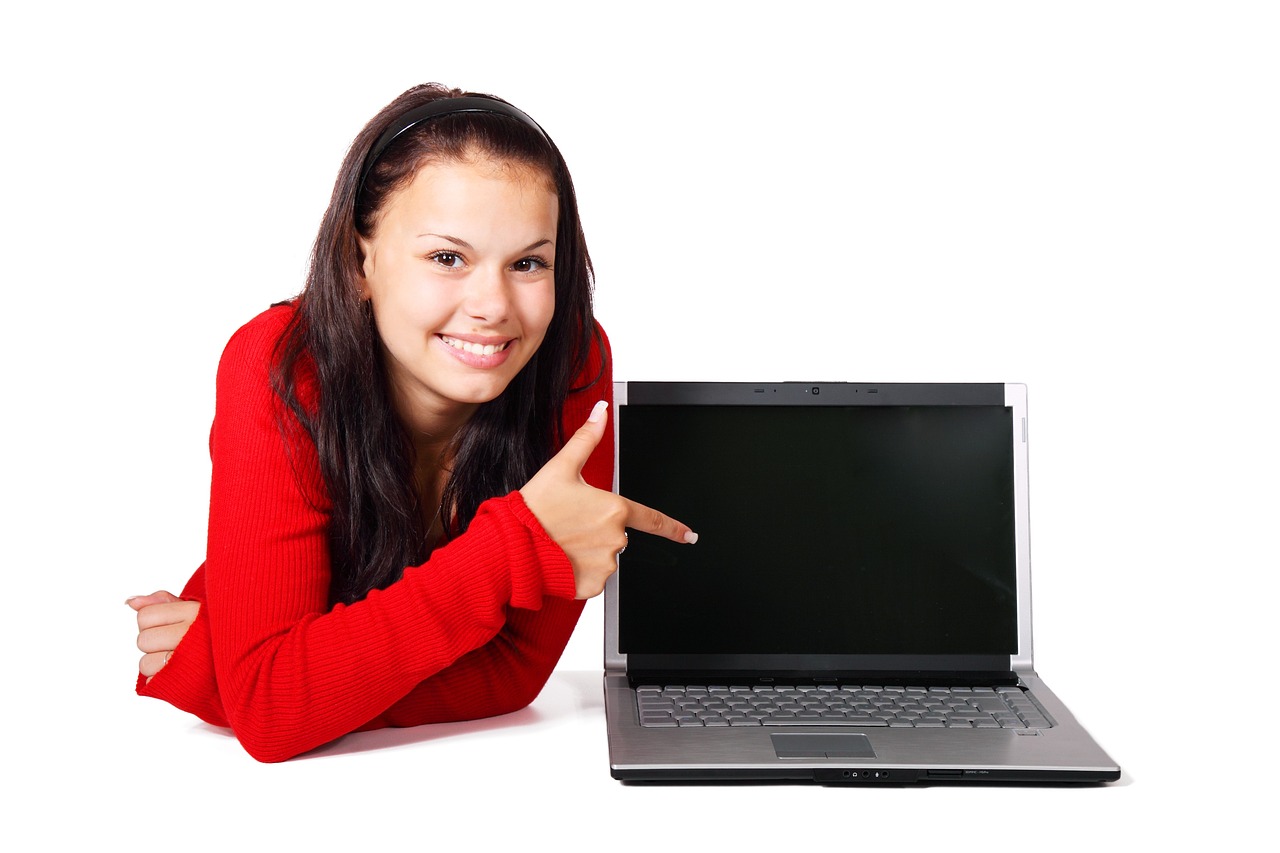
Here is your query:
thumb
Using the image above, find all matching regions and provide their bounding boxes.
[548,400,609,478]
[126,590,181,611]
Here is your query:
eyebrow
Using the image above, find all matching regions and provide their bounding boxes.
[418,233,473,249]
[417,233,553,253]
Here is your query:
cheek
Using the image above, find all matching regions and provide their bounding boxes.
[371,277,451,333]
[519,282,556,339]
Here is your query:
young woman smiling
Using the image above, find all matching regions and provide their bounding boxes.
[128,85,695,763]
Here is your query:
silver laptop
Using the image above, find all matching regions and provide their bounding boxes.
[604,381,1119,784]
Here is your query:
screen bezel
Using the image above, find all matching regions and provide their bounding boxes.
[604,382,1033,681]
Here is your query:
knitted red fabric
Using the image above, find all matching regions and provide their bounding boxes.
[137,305,611,762]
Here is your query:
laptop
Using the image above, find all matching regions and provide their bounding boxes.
[604,381,1119,784]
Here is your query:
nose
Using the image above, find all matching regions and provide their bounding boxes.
[462,264,511,323]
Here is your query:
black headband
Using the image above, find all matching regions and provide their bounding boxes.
[358,95,552,195]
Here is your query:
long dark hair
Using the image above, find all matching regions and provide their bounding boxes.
[272,84,600,605]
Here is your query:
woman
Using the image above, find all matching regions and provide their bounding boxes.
[128,84,695,763]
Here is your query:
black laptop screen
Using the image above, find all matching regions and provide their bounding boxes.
[617,403,1018,656]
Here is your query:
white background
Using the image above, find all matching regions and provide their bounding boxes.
[4,1,1276,848]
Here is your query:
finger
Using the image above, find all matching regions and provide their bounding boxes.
[139,651,171,680]
[126,590,180,611]
[547,400,608,477]
[136,600,199,631]
[138,621,191,655]
[622,496,699,545]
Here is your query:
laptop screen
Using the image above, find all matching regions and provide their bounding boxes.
[617,388,1018,663]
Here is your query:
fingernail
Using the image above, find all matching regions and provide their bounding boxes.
[684,531,699,544]
[588,400,608,423]
[125,596,139,606]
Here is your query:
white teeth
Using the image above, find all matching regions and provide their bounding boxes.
[442,336,509,356]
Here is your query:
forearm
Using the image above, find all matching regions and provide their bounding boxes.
[360,596,584,729]
[207,492,575,762]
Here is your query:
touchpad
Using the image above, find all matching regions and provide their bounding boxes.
[771,733,877,759]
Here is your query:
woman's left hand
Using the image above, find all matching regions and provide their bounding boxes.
[127,591,200,682]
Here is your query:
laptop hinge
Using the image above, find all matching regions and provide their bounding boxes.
[625,670,1021,688]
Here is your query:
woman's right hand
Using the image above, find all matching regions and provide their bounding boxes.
[127,591,200,681]
[520,401,697,599]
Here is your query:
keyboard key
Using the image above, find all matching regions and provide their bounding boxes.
[973,697,1012,713]
[763,718,888,727]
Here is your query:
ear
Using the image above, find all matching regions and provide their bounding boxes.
[356,236,374,298]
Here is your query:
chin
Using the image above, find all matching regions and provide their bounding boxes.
[446,377,517,406]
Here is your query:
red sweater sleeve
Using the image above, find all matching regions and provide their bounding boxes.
[138,308,613,762]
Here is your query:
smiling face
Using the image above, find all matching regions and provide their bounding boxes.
[359,154,558,436]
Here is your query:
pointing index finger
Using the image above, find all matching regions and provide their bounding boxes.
[622,496,699,545]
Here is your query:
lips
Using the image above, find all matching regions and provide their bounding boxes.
[436,334,516,369]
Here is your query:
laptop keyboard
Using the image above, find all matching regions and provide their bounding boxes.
[636,685,1053,728]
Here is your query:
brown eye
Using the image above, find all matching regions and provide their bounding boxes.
[513,257,550,273]
[429,251,463,268]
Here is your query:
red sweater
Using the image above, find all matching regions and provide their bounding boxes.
[137,305,610,762]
